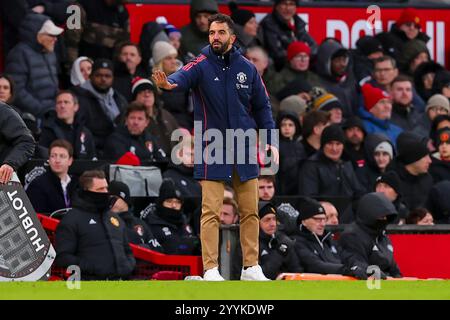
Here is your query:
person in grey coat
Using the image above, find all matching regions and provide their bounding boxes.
[5,13,62,119]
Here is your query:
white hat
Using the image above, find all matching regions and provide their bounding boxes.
[152,41,177,66]
[38,19,64,36]
[374,141,394,159]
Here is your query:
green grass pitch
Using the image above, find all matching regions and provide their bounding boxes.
[0,280,450,300]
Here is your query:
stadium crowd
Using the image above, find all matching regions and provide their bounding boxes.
[0,0,450,280]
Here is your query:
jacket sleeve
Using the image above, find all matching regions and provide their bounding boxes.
[250,68,276,133]
[55,215,95,273]
[259,248,285,280]
[0,107,35,170]
[261,21,287,71]
[5,49,46,115]
[294,242,346,275]
[167,56,203,92]
[102,133,127,161]
[339,232,375,280]
[122,231,136,272]
[26,180,49,214]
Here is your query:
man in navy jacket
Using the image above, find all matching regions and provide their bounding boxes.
[153,13,277,281]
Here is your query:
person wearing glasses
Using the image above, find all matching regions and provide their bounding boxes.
[292,197,356,276]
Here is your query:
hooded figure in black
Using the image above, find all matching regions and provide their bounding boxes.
[339,192,402,280]
[374,171,409,224]
[258,202,302,280]
[356,133,395,192]
[141,178,200,255]
[413,61,444,102]
[109,180,164,252]
[292,197,355,276]
[275,111,305,195]
[427,181,450,224]
[429,128,450,183]
[55,186,136,280]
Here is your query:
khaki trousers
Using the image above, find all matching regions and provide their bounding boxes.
[200,171,259,271]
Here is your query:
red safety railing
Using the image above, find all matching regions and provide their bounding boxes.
[37,214,203,280]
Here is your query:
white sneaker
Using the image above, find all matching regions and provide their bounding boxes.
[240,265,270,281]
[203,267,225,281]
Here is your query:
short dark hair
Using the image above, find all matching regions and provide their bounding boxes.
[373,55,397,69]
[302,110,330,138]
[406,207,430,224]
[0,73,15,104]
[56,90,78,105]
[391,75,413,87]
[49,139,74,158]
[208,13,235,34]
[125,102,150,119]
[258,175,275,185]
[79,170,106,190]
[117,41,142,58]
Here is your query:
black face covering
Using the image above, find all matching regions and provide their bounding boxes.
[81,190,112,212]
[157,205,183,226]
[373,219,389,233]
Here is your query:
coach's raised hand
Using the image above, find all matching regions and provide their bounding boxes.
[152,70,178,90]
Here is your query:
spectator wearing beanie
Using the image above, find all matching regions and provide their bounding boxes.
[109,180,164,252]
[413,94,450,140]
[299,124,365,223]
[265,41,320,98]
[392,131,433,211]
[141,178,200,255]
[315,38,358,118]
[151,41,193,130]
[356,133,395,193]
[429,128,450,183]
[275,111,306,195]
[430,114,450,147]
[342,116,368,170]
[376,8,430,66]
[358,83,403,147]
[312,92,344,124]
[374,170,409,224]
[71,58,128,153]
[228,2,262,51]
[260,0,317,71]
[352,35,384,82]
[292,197,354,276]
[279,95,309,121]
[131,77,179,155]
[258,201,302,280]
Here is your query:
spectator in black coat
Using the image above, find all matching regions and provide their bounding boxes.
[301,110,330,158]
[389,76,421,131]
[429,128,450,183]
[113,42,149,102]
[292,197,352,276]
[71,58,128,153]
[339,192,402,280]
[27,139,77,215]
[427,181,450,224]
[393,131,433,211]
[413,61,444,102]
[413,94,449,141]
[275,111,305,195]
[109,180,163,252]
[103,102,166,163]
[299,124,365,222]
[351,35,384,83]
[342,116,367,170]
[55,170,136,280]
[39,91,97,160]
[141,178,200,256]
[5,13,62,119]
[258,201,302,280]
[260,0,317,71]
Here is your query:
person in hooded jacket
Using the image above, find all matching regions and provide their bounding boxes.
[374,171,409,224]
[356,133,395,192]
[314,38,358,117]
[5,13,62,119]
[276,110,305,195]
[70,56,93,87]
[109,180,164,252]
[413,61,444,102]
[180,0,219,56]
[141,178,201,256]
[292,197,355,276]
[339,192,402,280]
[55,170,136,280]
[342,116,367,170]
[258,201,302,280]
[351,35,384,83]
[429,127,450,183]
[260,0,317,71]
